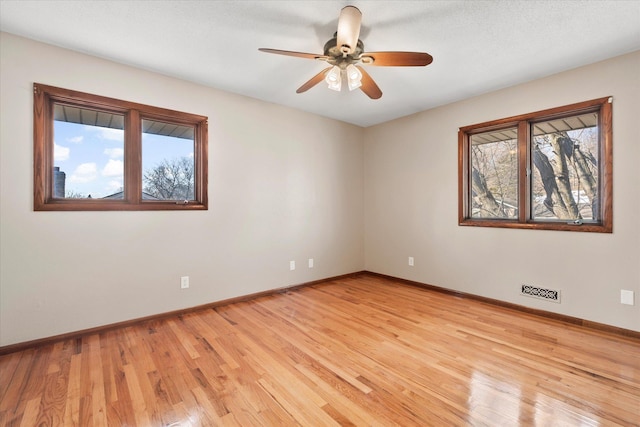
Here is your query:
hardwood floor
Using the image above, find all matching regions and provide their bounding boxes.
[1,274,638,426]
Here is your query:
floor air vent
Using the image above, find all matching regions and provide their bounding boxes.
[521,285,561,303]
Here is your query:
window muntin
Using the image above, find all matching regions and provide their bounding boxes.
[34,83,208,211]
[459,97,612,232]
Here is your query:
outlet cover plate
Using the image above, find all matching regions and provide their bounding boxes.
[621,290,634,305]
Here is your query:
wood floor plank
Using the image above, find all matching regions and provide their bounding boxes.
[17,398,39,427]
[62,353,80,426]
[1,273,638,426]
[122,363,152,426]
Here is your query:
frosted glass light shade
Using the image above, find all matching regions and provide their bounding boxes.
[325,66,342,91]
[346,64,362,91]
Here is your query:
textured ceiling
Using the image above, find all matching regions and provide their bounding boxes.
[1,0,639,127]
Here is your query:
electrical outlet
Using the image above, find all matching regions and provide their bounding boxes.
[621,290,634,305]
[180,276,189,289]
[290,260,296,271]
[408,257,414,266]
[308,258,314,268]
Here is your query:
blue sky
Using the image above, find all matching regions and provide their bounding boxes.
[54,120,193,198]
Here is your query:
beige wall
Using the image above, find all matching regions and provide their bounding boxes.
[364,50,640,332]
[0,33,364,346]
[1,32,638,347]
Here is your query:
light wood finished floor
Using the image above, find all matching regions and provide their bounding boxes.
[1,274,638,426]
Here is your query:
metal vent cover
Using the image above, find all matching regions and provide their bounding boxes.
[521,285,561,303]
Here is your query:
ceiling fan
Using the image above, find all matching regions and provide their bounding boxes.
[259,5,433,99]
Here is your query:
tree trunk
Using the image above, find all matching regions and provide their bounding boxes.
[548,134,580,219]
[471,167,506,218]
[533,144,571,218]
[570,144,598,218]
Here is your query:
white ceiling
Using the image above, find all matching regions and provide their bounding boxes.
[1,0,639,127]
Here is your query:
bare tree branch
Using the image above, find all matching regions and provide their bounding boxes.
[143,157,194,200]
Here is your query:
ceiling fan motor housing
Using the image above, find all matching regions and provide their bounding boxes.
[323,34,365,68]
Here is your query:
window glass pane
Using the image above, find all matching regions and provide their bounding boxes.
[142,119,195,201]
[531,112,599,222]
[470,128,518,219]
[53,104,124,199]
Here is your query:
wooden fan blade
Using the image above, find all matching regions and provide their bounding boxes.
[296,67,332,93]
[356,66,382,99]
[361,52,433,66]
[336,6,362,54]
[259,48,328,61]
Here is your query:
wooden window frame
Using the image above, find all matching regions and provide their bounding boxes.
[458,97,612,232]
[34,83,208,211]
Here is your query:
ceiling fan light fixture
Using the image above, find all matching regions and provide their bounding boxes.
[346,64,362,91]
[259,5,432,100]
[325,65,342,91]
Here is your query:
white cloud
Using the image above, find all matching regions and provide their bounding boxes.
[102,159,124,177]
[84,126,124,142]
[54,143,70,161]
[104,147,124,159]
[68,136,83,144]
[188,152,194,159]
[106,180,123,193]
[69,163,97,183]
[99,128,124,142]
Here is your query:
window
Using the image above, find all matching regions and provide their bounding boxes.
[458,97,612,232]
[34,83,208,210]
